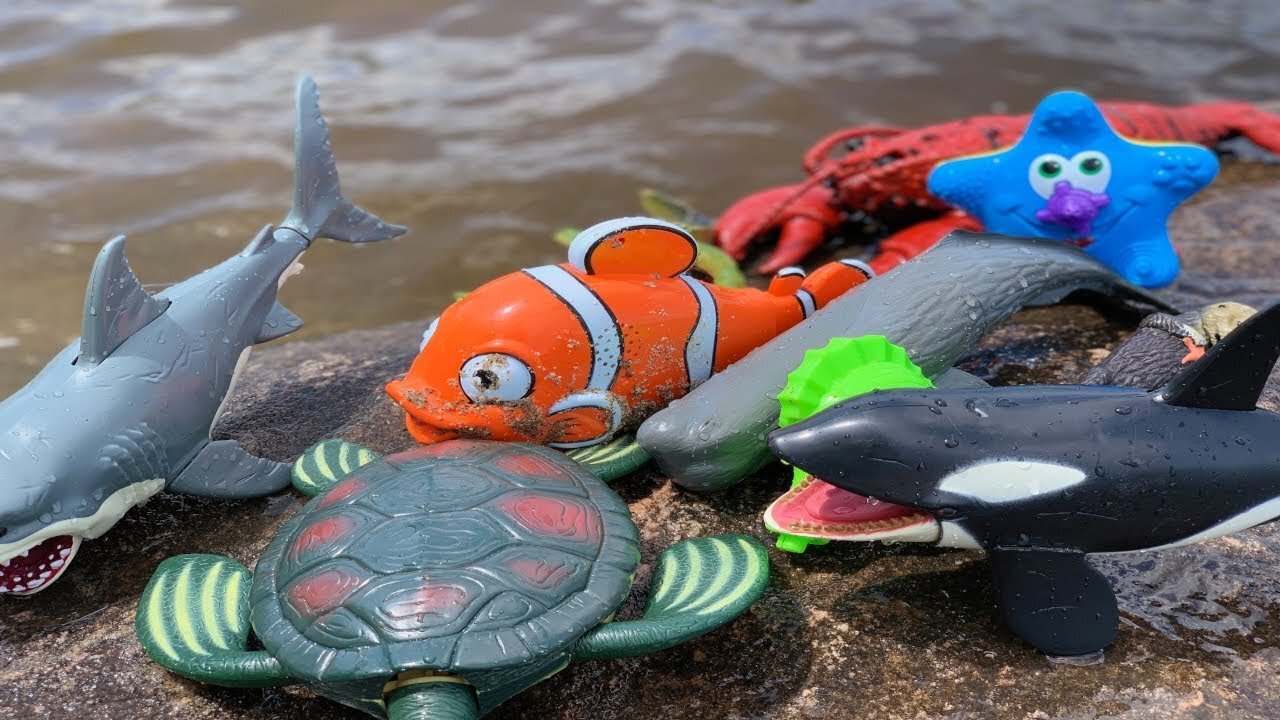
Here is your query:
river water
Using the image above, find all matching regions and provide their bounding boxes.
[0,0,1276,393]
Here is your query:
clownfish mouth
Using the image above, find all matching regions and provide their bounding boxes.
[765,475,939,543]
[404,413,462,445]
[0,535,81,595]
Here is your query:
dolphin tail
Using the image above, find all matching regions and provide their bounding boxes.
[279,74,407,246]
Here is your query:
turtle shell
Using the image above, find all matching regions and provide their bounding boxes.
[249,440,640,684]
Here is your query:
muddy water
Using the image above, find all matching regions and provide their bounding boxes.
[0,0,1277,393]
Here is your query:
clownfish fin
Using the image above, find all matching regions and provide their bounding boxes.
[793,259,874,318]
[568,217,698,277]
[768,266,807,297]
[545,390,628,449]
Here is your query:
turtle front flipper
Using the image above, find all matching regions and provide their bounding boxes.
[135,554,291,687]
[386,680,478,720]
[565,433,650,482]
[571,534,769,661]
[292,439,378,497]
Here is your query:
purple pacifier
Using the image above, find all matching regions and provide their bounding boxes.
[1035,180,1110,237]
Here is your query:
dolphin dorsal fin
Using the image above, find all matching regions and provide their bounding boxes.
[1156,301,1280,410]
[80,236,169,365]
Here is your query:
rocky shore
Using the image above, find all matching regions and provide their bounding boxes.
[2,163,1280,719]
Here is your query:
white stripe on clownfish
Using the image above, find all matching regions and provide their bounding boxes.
[679,276,719,389]
[839,258,876,279]
[775,266,807,279]
[796,289,817,319]
[521,265,623,392]
[546,389,627,449]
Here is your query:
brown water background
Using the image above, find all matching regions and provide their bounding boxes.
[0,0,1276,393]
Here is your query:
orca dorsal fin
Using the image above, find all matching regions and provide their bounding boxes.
[1156,301,1280,410]
[80,236,169,365]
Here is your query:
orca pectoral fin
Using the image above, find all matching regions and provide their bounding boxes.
[169,440,292,498]
[988,548,1118,656]
[256,300,303,343]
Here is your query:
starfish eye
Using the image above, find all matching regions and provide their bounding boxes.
[1028,153,1070,199]
[1065,150,1112,194]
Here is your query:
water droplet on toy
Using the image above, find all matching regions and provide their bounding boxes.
[929,406,942,415]
[943,437,959,448]
[1115,406,1132,415]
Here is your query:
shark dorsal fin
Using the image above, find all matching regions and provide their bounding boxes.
[80,236,169,365]
[1156,301,1280,411]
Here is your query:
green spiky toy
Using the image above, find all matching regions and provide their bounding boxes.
[136,439,768,719]
[769,336,933,553]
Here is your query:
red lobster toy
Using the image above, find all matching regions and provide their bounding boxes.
[717,101,1280,275]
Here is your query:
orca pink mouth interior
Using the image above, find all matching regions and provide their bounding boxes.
[0,535,79,595]
[766,475,935,541]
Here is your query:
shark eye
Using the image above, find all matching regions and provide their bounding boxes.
[1064,150,1112,194]
[459,354,534,403]
[418,318,440,352]
[1028,153,1069,199]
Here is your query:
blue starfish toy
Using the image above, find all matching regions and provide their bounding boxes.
[928,90,1219,288]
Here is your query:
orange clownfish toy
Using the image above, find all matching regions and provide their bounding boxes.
[385,217,872,448]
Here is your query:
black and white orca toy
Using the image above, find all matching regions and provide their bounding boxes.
[768,302,1280,656]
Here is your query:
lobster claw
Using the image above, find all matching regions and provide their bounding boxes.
[714,183,843,273]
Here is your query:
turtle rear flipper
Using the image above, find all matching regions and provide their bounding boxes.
[135,554,290,687]
[565,433,650,482]
[571,534,769,661]
[292,439,378,497]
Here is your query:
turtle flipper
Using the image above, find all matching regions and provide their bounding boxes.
[292,439,378,497]
[135,554,290,688]
[989,548,1118,656]
[570,534,769,662]
[564,433,650,482]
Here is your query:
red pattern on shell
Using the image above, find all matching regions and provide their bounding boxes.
[287,567,364,619]
[314,478,368,509]
[290,516,357,560]
[491,452,576,482]
[496,494,601,544]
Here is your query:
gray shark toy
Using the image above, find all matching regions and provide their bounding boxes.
[0,76,405,596]
[636,231,1176,492]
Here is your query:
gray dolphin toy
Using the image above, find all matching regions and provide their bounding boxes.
[636,231,1176,492]
[0,75,406,595]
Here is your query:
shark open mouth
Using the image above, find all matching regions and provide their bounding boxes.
[765,475,939,542]
[0,535,81,595]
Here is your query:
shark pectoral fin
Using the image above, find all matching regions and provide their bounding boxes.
[931,367,990,390]
[80,236,170,365]
[256,300,303,343]
[988,548,1118,656]
[1158,301,1280,411]
[169,440,292,498]
[545,391,626,449]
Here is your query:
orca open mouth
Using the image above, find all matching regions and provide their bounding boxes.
[0,535,81,595]
[765,475,939,543]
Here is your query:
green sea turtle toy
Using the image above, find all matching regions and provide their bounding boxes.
[136,439,768,719]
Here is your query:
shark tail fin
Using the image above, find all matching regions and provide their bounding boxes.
[280,75,407,246]
[1157,301,1280,410]
[80,235,170,365]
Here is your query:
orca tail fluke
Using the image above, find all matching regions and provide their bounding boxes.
[281,74,407,246]
[1157,301,1280,411]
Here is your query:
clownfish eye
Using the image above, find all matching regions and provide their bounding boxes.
[459,354,534,403]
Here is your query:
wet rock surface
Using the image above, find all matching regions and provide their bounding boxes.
[3,164,1280,719]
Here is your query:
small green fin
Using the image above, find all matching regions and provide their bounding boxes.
[387,682,479,720]
[564,433,650,481]
[571,534,769,662]
[292,439,378,497]
[135,554,289,688]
